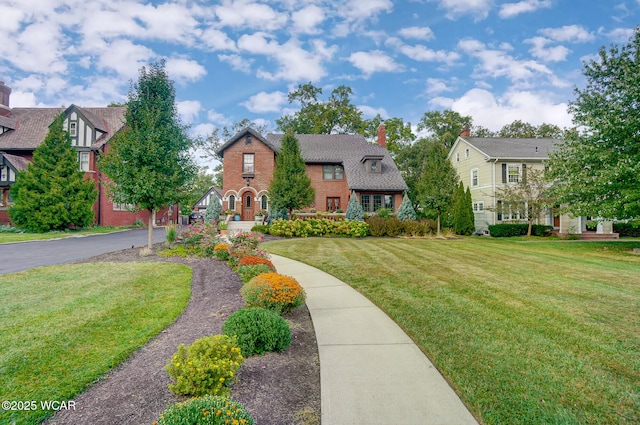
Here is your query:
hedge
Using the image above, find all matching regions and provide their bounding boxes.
[488,223,553,237]
[613,221,640,237]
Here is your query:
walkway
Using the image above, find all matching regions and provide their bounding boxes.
[270,254,479,425]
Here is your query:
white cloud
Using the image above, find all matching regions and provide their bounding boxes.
[348,50,401,77]
[430,0,493,20]
[5,21,67,74]
[97,39,156,79]
[339,0,393,21]
[165,58,207,84]
[358,105,388,119]
[398,44,460,65]
[177,100,202,124]
[525,37,571,62]
[539,25,595,42]
[449,88,572,130]
[207,110,232,127]
[603,27,635,43]
[214,0,288,31]
[499,0,552,19]
[398,26,434,40]
[201,28,237,51]
[241,91,288,113]
[218,54,254,74]
[426,78,455,95]
[291,5,325,34]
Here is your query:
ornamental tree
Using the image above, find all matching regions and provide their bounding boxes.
[396,193,416,222]
[205,193,221,222]
[9,114,96,232]
[267,131,315,217]
[99,61,197,248]
[453,183,474,236]
[345,190,364,221]
[548,27,640,219]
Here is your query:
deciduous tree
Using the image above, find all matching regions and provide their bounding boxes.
[548,27,640,219]
[9,114,96,232]
[99,61,197,248]
[417,110,473,149]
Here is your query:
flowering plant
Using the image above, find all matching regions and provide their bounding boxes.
[241,272,306,315]
[227,231,266,261]
[157,395,254,425]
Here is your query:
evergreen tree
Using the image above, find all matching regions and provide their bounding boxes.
[205,193,221,222]
[99,61,197,248]
[268,130,315,217]
[345,190,364,221]
[453,183,475,235]
[9,114,96,232]
[396,193,416,221]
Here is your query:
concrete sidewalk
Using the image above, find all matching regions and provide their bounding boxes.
[270,254,479,425]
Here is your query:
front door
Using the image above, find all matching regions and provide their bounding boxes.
[242,193,254,221]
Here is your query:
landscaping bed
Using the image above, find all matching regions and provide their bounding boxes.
[45,244,320,425]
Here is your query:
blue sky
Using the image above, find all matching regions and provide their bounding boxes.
[1,0,638,147]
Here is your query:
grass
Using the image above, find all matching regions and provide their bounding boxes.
[0,226,126,243]
[264,237,640,425]
[0,262,192,425]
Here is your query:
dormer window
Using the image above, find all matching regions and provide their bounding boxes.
[361,155,384,174]
[370,160,378,172]
[69,122,77,137]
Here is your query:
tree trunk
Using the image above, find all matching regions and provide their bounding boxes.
[527,219,533,237]
[147,209,154,249]
[436,212,442,238]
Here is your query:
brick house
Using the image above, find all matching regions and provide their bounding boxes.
[0,81,178,227]
[215,125,408,220]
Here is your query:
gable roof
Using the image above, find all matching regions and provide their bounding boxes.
[0,106,126,151]
[265,133,408,192]
[1,152,29,171]
[451,136,562,161]
[193,187,223,209]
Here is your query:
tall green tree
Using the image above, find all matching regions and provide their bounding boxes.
[9,114,96,232]
[364,115,416,157]
[548,27,640,219]
[416,140,460,236]
[498,120,564,138]
[394,138,432,212]
[99,61,197,248]
[276,83,365,134]
[417,110,473,149]
[453,182,475,235]
[268,131,315,216]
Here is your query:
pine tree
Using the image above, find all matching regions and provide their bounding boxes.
[268,130,315,216]
[9,114,96,232]
[453,183,475,236]
[205,194,221,222]
[396,193,416,222]
[345,191,364,221]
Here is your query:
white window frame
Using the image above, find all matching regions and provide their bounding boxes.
[78,151,90,172]
[69,122,77,137]
[455,152,460,162]
[465,148,470,159]
[508,165,521,183]
[473,201,484,212]
[471,168,479,188]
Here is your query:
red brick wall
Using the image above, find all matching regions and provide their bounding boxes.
[306,164,350,211]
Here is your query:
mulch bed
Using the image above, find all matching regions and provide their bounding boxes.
[44,245,320,425]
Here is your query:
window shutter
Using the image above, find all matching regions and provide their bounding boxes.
[502,164,507,183]
[522,164,527,183]
[497,200,503,221]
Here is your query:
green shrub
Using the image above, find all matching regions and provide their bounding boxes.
[157,395,254,425]
[159,245,199,258]
[214,243,230,261]
[222,307,292,357]
[384,217,404,236]
[165,223,178,244]
[268,218,369,238]
[614,220,640,237]
[236,264,273,283]
[251,224,270,234]
[165,334,244,397]
[488,224,553,237]
[366,216,386,237]
[241,272,306,315]
[375,208,392,218]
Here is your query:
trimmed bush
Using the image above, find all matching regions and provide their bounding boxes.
[157,395,254,425]
[385,217,404,237]
[268,218,369,238]
[488,223,553,237]
[241,272,306,315]
[251,224,270,234]
[237,264,274,283]
[165,334,244,397]
[614,220,640,237]
[222,307,292,356]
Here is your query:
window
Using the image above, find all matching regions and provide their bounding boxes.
[373,195,383,211]
[228,195,236,211]
[0,188,4,206]
[323,164,344,180]
[465,148,470,159]
[473,201,484,212]
[69,122,77,137]
[0,166,7,181]
[384,195,393,210]
[243,154,254,174]
[508,165,520,183]
[327,197,340,211]
[471,168,479,187]
[360,194,370,212]
[113,202,135,211]
[370,160,378,172]
[261,195,268,211]
[455,152,460,162]
[78,152,90,172]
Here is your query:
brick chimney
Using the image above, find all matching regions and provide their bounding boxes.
[377,122,386,148]
[460,126,470,137]
[0,81,11,117]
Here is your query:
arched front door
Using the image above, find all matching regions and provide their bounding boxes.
[242,193,254,221]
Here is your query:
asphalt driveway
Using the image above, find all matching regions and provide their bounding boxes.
[0,228,168,274]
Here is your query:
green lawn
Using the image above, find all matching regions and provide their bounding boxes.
[0,262,192,425]
[0,226,128,243]
[265,237,640,425]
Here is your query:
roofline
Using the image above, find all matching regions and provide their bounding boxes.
[215,127,275,158]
